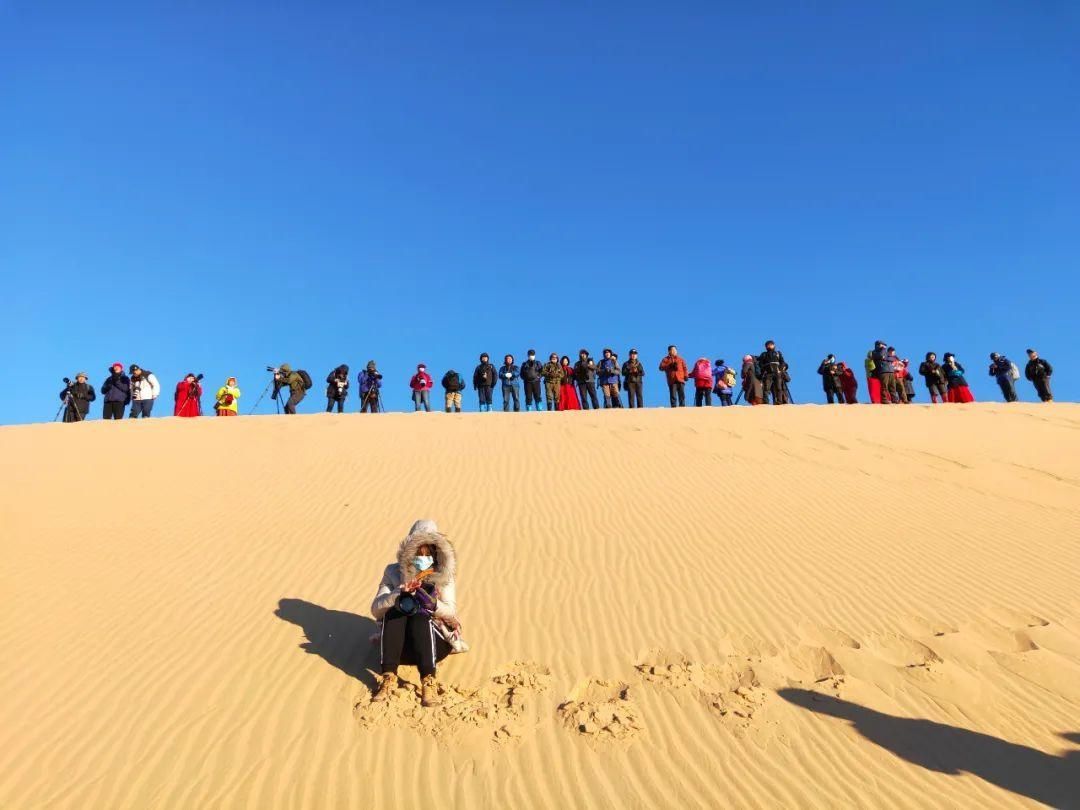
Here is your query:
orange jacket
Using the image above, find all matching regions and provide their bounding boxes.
[659,355,688,384]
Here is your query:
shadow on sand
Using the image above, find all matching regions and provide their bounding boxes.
[274,598,380,691]
[778,688,1079,809]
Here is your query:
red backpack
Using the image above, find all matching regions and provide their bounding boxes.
[693,358,712,387]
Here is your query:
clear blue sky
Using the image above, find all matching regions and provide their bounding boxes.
[3,2,1077,422]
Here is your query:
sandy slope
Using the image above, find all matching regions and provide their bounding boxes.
[1,404,1078,809]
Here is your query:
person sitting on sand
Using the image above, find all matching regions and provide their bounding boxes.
[371,520,462,707]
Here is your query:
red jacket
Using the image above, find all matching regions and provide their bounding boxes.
[174,381,202,417]
[688,358,713,389]
[659,355,688,384]
[409,371,433,392]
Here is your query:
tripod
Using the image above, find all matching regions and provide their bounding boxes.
[248,375,279,415]
[783,381,796,405]
[359,387,383,413]
[55,390,83,422]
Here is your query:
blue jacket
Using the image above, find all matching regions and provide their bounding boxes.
[713,364,733,393]
[499,364,520,386]
[101,372,131,403]
[989,356,1013,381]
[358,370,382,394]
[597,357,620,385]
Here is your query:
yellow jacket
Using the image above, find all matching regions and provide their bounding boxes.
[215,384,241,414]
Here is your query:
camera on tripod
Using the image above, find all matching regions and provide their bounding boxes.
[62,377,71,386]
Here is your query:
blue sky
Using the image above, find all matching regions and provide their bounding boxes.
[3,2,1077,422]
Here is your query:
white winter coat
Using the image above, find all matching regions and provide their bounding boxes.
[131,373,161,401]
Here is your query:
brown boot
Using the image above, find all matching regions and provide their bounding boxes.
[421,674,442,708]
[372,672,398,703]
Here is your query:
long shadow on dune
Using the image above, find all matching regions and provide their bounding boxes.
[778,688,1080,808]
[274,598,379,691]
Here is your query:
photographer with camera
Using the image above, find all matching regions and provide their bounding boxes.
[817,355,844,405]
[473,353,497,412]
[658,345,688,407]
[128,364,161,418]
[325,364,350,413]
[597,348,622,408]
[1025,349,1054,402]
[573,349,600,410]
[541,352,563,411]
[272,364,307,415]
[441,368,466,413]
[100,363,131,420]
[757,340,789,405]
[370,520,465,708]
[498,354,521,412]
[358,361,383,413]
[622,349,645,408]
[174,373,204,417]
[59,373,95,422]
[215,377,241,416]
[410,363,434,412]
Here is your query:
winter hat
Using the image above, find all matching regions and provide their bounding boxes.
[1026,348,1036,355]
[715,358,725,365]
[417,363,426,370]
[75,372,88,379]
[480,353,489,361]
[111,362,123,371]
[366,361,377,370]
[226,377,237,385]
[528,349,536,356]
[629,348,638,355]
[743,354,754,363]
[990,352,999,360]
[409,518,439,535]
[185,372,196,380]
[129,364,141,373]
[279,363,292,373]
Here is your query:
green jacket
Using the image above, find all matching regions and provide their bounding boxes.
[541,362,564,384]
[278,364,305,394]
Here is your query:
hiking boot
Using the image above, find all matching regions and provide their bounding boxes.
[372,672,398,703]
[421,674,442,708]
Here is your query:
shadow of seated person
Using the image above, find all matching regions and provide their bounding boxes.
[274,598,379,690]
[778,688,1079,809]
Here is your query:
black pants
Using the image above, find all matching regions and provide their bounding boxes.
[717,391,733,406]
[694,387,712,406]
[762,374,785,405]
[359,391,380,412]
[285,391,305,414]
[103,401,125,420]
[668,381,685,407]
[380,608,439,678]
[524,379,542,408]
[1033,378,1052,402]
[625,380,643,408]
[326,397,345,413]
[477,386,493,407]
[825,387,844,404]
[578,381,599,409]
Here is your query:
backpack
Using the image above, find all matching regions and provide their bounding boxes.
[693,358,711,382]
[1009,362,1020,381]
[723,368,737,389]
[297,369,313,390]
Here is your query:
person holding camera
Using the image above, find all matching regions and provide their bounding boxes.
[473,353,497,412]
[757,341,789,405]
[597,348,622,408]
[658,345,688,407]
[520,350,544,412]
[100,363,130,420]
[1024,349,1054,402]
[410,363,434,412]
[358,361,383,413]
[214,377,241,416]
[942,353,975,403]
[574,349,600,410]
[817,355,844,405]
[174,373,203,417]
[622,349,645,408]
[60,373,95,422]
[541,352,564,411]
[499,354,521,412]
[325,364,350,413]
[918,352,948,404]
[273,364,306,415]
[128,364,161,418]
[371,520,464,708]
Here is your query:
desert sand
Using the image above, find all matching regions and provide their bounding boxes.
[1,404,1078,809]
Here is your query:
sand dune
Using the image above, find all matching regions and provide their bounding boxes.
[2,404,1078,809]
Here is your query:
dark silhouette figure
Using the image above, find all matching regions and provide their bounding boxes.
[274,598,379,690]
[779,688,1080,809]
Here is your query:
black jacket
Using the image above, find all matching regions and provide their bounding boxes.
[1025,358,1053,381]
[817,360,842,391]
[326,366,350,399]
[573,358,596,384]
[442,370,465,392]
[101,372,131,404]
[622,359,645,382]
[757,350,787,376]
[520,359,543,382]
[60,381,96,416]
[872,347,892,376]
[919,361,946,387]
[473,362,497,389]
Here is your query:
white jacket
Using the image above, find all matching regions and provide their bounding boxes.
[371,530,458,624]
[131,373,161,401]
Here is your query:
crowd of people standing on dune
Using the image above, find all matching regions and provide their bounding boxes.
[57,343,1057,422]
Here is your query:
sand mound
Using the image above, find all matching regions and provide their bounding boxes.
[2,404,1079,808]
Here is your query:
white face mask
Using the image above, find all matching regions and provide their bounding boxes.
[413,555,434,572]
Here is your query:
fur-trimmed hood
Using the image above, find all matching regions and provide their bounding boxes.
[396,531,456,590]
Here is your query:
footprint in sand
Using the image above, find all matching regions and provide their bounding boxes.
[797,623,862,650]
[899,616,959,638]
[354,660,552,745]
[864,633,943,669]
[784,645,847,683]
[984,607,1051,630]
[557,679,644,742]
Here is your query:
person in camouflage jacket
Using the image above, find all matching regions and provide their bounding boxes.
[541,353,564,411]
